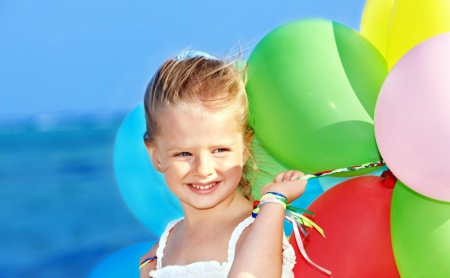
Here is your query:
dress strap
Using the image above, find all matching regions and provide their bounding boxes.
[227,216,254,263]
[156,218,184,270]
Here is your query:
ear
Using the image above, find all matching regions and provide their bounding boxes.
[145,141,163,172]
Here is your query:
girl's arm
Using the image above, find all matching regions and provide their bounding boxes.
[139,243,159,278]
[229,170,306,278]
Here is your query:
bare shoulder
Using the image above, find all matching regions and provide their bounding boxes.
[139,242,159,278]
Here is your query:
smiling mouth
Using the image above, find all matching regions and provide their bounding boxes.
[189,182,218,190]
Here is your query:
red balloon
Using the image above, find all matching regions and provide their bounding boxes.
[291,176,399,277]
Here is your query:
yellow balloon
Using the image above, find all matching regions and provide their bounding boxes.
[360,0,395,59]
[387,0,450,69]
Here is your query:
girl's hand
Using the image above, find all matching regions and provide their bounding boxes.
[260,170,307,203]
[230,170,307,277]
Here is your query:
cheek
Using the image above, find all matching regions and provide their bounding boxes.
[220,152,245,167]
[222,165,244,186]
[218,156,245,177]
[162,161,191,179]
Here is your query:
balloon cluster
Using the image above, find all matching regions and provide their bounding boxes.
[90,1,450,276]
[366,0,450,276]
[246,1,450,277]
[246,18,397,277]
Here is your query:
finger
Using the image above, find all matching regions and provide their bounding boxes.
[290,170,304,181]
[274,172,285,183]
[282,170,296,182]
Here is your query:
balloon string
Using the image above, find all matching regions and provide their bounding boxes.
[297,160,385,180]
[286,215,331,276]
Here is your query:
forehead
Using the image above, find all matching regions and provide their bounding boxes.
[154,104,242,145]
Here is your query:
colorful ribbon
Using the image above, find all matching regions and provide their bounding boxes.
[253,192,331,276]
[284,207,330,276]
[287,214,331,276]
[139,256,157,270]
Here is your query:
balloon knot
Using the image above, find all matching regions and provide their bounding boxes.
[381,170,397,188]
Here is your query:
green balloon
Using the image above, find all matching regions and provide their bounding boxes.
[246,19,387,173]
[391,181,450,276]
[249,136,293,200]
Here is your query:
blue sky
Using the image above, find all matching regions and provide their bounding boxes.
[0,0,366,117]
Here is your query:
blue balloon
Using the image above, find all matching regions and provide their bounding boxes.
[114,104,183,236]
[88,241,155,278]
[290,177,324,209]
[318,176,351,192]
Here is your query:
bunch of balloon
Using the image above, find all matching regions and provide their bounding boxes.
[246,19,387,175]
[375,33,450,276]
[291,176,399,277]
[361,0,450,69]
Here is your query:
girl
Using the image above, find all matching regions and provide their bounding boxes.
[139,50,307,278]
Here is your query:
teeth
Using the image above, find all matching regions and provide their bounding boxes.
[191,182,216,190]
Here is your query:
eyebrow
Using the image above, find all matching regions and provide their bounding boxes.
[166,143,236,152]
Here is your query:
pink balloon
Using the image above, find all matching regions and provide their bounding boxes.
[375,33,450,202]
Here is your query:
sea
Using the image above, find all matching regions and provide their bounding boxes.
[0,112,158,278]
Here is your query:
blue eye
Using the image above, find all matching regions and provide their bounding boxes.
[176,152,192,157]
[214,148,228,153]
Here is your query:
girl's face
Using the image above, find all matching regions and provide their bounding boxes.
[146,103,249,211]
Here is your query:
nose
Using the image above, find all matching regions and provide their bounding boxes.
[192,154,214,178]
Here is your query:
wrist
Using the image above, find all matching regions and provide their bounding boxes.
[257,202,286,216]
[252,192,287,218]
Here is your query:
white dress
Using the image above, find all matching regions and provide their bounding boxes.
[149,216,296,278]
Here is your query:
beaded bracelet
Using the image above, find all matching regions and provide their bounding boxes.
[252,191,287,218]
[139,256,157,270]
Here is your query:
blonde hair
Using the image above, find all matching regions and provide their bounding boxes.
[143,52,255,199]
